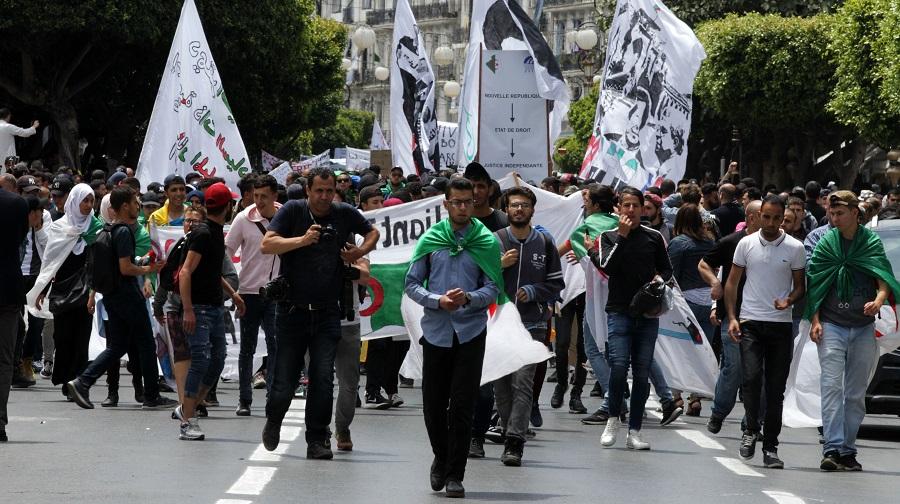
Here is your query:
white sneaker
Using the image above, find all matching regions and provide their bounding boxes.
[601,417,620,447]
[626,429,650,450]
[179,418,205,441]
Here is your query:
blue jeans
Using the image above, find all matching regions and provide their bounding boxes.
[266,303,341,443]
[238,294,277,404]
[711,332,742,419]
[819,321,878,456]
[607,312,659,430]
[583,319,609,404]
[185,305,227,399]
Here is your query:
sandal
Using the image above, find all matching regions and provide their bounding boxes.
[686,398,702,417]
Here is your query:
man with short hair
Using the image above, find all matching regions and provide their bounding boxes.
[806,191,899,472]
[805,181,826,222]
[13,183,49,388]
[701,183,720,211]
[0,108,38,160]
[66,186,177,411]
[699,200,761,434]
[49,178,73,221]
[226,174,282,416]
[358,185,384,211]
[260,167,379,459]
[382,166,407,197]
[493,187,564,466]
[176,182,246,440]
[406,177,501,497]
[148,174,187,227]
[711,184,744,236]
[0,184,28,442]
[725,195,806,469]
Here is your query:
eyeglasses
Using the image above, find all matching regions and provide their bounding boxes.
[448,199,474,208]
[508,202,532,210]
[337,178,350,183]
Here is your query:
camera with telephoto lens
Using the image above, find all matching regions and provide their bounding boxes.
[319,224,337,242]
[341,264,362,321]
[260,276,290,302]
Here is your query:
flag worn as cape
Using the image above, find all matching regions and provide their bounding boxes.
[409,217,507,303]
[571,212,618,259]
[804,226,900,320]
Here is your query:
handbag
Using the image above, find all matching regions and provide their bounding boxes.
[628,277,674,319]
[49,267,90,314]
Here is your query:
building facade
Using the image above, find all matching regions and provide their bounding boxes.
[318,0,601,144]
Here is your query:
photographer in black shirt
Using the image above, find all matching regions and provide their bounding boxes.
[260,167,379,460]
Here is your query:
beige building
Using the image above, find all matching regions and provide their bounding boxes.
[318,0,601,143]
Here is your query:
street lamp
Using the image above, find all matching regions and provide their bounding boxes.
[575,28,598,51]
[374,66,390,81]
[443,80,460,99]
[592,75,601,85]
[352,25,376,51]
[434,46,454,66]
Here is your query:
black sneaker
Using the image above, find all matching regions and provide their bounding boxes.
[399,375,414,388]
[820,450,844,472]
[763,450,784,469]
[262,419,281,451]
[660,402,683,426]
[582,409,610,425]
[101,392,119,408]
[142,395,179,409]
[817,426,825,444]
[307,440,333,460]
[500,437,524,467]
[203,390,219,407]
[468,437,485,458]
[235,401,251,416]
[590,381,603,397]
[739,431,757,460]
[66,379,94,410]
[484,426,505,444]
[546,369,558,383]
[530,402,543,428]
[363,392,392,410]
[196,403,208,418]
[839,453,862,471]
[550,383,566,409]
[568,395,588,414]
[706,414,724,434]
[0,428,7,442]
[445,479,465,499]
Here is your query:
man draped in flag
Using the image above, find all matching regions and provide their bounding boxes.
[404,178,501,498]
[390,0,438,175]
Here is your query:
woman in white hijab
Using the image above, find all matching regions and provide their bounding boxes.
[32,183,100,396]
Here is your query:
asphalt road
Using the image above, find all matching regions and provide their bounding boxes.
[3,373,900,504]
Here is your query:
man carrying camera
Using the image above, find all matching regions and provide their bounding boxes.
[260,167,379,460]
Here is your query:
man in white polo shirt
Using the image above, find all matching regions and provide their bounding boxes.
[724,194,806,469]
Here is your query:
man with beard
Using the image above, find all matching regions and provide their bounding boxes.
[492,187,564,466]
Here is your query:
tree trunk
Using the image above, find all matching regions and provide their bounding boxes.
[46,102,80,172]
[839,136,867,190]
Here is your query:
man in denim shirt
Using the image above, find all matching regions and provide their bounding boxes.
[405,178,500,499]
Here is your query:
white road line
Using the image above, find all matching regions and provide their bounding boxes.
[281,419,304,425]
[714,457,765,478]
[249,443,289,462]
[216,500,252,504]
[226,466,277,495]
[284,411,304,419]
[281,426,302,441]
[290,399,306,410]
[676,429,726,450]
[762,490,806,504]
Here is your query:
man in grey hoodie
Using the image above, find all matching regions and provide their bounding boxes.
[492,186,564,466]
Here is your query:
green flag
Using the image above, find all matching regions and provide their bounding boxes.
[570,212,618,259]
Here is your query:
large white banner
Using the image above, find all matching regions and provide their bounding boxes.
[579,0,705,189]
[136,0,251,191]
[390,0,438,175]
[437,121,458,169]
[458,0,569,170]
[346,147,371,171]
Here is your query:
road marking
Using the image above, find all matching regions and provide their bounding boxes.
[676,429,726,450]
[216,500,252,504]
[284,411,304,419]
[281,426,302,441]
[763,490,806,504]
[226,466,277,495]
[715,457,765,478]
[290,399,306,410]
[249,443,288,462]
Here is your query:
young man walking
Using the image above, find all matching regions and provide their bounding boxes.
[225,174,281,416]
[405,178,501,498]
[805,191,900,472]
[725,195,806,468]
[493,187,564,466]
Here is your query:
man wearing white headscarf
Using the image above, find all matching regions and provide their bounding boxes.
[26,183,100,396]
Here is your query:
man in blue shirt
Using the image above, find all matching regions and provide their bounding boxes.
[405,178,500,498]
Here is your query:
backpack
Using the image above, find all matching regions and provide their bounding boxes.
[158,236,188,292]
[91,222,132,295]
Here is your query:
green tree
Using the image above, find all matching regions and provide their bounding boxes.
[0,0,345,171]
[554,85,597,173]
[595,0,841,28]
[304,108,375,156]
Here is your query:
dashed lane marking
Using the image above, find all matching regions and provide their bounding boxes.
[715,457,765,478]
[281,426,302,442]
[249,443,289,462]
[676,429,726,450]
[215,500,252,504]
[762,490,806,504]
[226,466,277,495]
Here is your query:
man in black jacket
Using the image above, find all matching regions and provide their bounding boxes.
[587,187,672,451]
[0,185,28,442]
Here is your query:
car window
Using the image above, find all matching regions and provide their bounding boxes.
[875,229,900,274]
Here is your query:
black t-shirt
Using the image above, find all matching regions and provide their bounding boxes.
[107,224,143,303]
[268,200,374,305]
[186,220,225,306]
[711,202,744,237]
[477,208,508,233]
[702,230,747,317]
[0,190,28,305]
